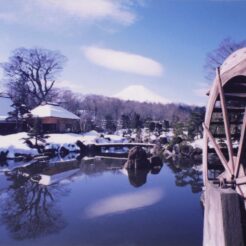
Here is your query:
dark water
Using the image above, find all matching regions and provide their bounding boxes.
[0,156,203,246]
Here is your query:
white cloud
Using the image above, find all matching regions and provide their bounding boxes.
[0,0,142,29]
[38,0,136,25]
[82,46,163,77]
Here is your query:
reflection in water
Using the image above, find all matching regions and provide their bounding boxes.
[167,157,203,193]
[84,188,163,219]
[127,168,150,187]
[0,154,203,244]
[0,178,67,240]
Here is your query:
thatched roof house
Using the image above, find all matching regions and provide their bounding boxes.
[30,102,80,133]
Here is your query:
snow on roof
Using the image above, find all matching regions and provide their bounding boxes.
[31,104,80,120]
[0,96,13,121]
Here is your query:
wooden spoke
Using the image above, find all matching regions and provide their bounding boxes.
[217,67,235,173]
[203,123,233,177]
[235,108,246,178]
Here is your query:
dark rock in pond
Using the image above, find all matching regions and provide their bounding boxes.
[124,146,150,169]
[190,147,202,157]
[150,165,163,175]
[0,150,8,162]
[127,168,149,187]
[180,144,194,157]
[87,144,100,155]
[76,140,87,154]
[159,137,168,145]
[149,156,163,175]
[173,137,183,144]
[43,148,57,157]
[173,144,180,154]
[150,155,163,167]
[59,146,69,158]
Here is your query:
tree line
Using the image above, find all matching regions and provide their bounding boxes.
[0,37,244,137]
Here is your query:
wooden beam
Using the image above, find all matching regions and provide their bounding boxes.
[235,108,246,178]
[203,132,208,185]
[217,67,235,173]
[236,176,246,185]
[203,123,233,177]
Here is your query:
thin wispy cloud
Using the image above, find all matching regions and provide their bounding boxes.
[0,0,143,28]
[82,46,164,77]
[37,0,137,26]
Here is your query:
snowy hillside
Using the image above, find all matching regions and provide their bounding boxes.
[114,85,170,104]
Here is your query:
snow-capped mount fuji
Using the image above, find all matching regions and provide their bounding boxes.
[114,85,170,104]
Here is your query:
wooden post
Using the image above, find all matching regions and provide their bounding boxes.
[203,132,209,185]
[235,108,246,178]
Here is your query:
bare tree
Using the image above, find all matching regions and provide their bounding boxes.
[204,37,246,80]
[2,47,67,108]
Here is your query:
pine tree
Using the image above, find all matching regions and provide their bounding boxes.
[24,116,48,149]
[7,102,29,132]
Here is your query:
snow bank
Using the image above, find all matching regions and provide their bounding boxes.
[0,131,127,158]
[45,133,84,152]
[191,138,203,149]
[0,132,38,158]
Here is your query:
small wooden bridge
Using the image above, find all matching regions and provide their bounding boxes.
[95,142,155,148]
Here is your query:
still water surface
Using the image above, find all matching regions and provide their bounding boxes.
[0,156,203,246]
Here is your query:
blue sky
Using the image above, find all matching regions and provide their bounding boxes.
[0,0,245,105]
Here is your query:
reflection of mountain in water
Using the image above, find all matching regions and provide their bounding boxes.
[166,157,203,193]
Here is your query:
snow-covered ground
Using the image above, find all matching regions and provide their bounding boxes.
[190,138,203,149]
[0,131,127,159]
[0,128,206,160]
[0,132,39,158]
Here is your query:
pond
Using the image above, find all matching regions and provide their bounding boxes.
[0,155,204,246]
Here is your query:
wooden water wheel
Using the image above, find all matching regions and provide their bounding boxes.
[203,48,246,197]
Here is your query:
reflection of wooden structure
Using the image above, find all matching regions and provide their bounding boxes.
[203,48,246,197]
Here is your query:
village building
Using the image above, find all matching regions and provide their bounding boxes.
[30,102,80,133]
[0,95,16,135]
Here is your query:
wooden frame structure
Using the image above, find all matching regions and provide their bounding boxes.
[203,48,246,197]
